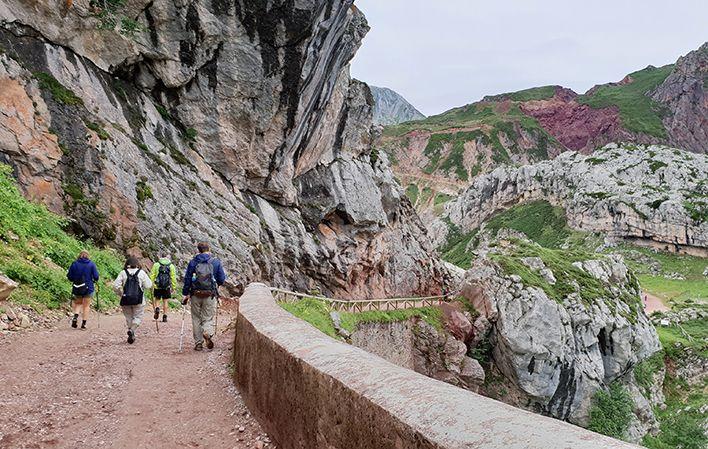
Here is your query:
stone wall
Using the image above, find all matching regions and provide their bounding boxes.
[233,283,641,449]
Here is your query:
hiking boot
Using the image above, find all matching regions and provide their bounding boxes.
[127,330,135,344]
[162,314,167,323]
[153,307,160,320]
[203,333,214,350]
[71,314,78,328]
[194,342,203,351]
[80,320,87,330]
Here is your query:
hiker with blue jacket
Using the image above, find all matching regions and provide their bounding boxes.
[113,256,153,344]
[66,250,100,330]
[181,242,226,351]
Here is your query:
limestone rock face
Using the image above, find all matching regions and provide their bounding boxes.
[437,144,707,254]
[0,1,448,297]
[460,242,662,440]
[650,43,708,155]
[369,86,425,126]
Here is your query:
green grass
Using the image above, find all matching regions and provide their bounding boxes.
[656,320,707,359]
[434,192,454,206]
[405,184,419,205]
[439,219,478,269]
[488,85,557,102]
[683,200,707,223]
[384,102,556,165]
[490,239,642,313]
[85,121,111,140]
[279,297,443,339]
[634,351,665,396]
[484,200,571,248]
[587,382,634,440]
[643,355,707,449]
[577,65,674,138]
[612,245,707,308]
[0,164,122,312]
[33,72,84,106]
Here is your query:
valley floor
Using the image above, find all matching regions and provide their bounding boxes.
[0,311,270,449]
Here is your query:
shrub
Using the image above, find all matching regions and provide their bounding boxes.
[33,72,84,106]
[588,382,633,440]
[135,180,153,203]
[85,121,111,140]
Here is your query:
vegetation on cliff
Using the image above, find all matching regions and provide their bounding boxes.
[0,164,123,311]
[578,65,674,138]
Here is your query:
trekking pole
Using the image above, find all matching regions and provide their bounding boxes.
[214,288,220,336]
[178,301,186,352]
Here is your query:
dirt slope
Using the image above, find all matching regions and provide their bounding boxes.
[0,310,272,449]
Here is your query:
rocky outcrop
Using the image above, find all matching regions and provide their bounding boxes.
[349,313,485,392]
[0,1,449,297]
[369,86,425,125]
[460,239,663,441]
[650,43,708,155]
[0,273,17,301]
[437,144,708,254]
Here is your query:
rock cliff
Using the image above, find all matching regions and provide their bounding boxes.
[381,44,706,218]
[369,85,425,125]
[436,144,707,255]
[0,1,448,297]
[460,238,664,441]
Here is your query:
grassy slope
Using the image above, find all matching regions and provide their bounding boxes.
[0,164,123,312]
[577,65,674,138]
[279,297,442,339]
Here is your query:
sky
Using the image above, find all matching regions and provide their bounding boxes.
[350,0,708,116]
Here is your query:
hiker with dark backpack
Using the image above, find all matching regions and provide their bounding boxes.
[149,255,177,322]
[181,242,226,351]
[112,256,153,344]
[66,250,100,330]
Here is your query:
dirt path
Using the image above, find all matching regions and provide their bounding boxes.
[642,291,670,314]
[0,308,272,449]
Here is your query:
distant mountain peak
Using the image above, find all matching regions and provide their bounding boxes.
[369,85,426,125]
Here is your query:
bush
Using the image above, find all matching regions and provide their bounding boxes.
[588,382,633,440]
[0,164,123,311]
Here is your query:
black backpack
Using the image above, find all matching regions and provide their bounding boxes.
[191,258,215,298]
[121,270,143,306]
[156,262,172,290]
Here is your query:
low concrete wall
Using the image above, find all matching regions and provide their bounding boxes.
[234,283,640,449]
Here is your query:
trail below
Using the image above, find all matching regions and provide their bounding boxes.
[642,291,670,314]
[0,308,271,449]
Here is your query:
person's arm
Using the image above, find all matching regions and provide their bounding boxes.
[112,271,125,294]
[170,264,177,293]
[214,259,226,286]
[92,262,99,281]
[182,261,194,297]
[140,270,153,291]
[149,263,158,284]
[66,262,75,282]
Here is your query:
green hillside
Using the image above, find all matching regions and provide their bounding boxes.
[0,164,123,312]
[578,65,674,138]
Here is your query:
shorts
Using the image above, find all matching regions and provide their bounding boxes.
[72,294,93,302]
[153,288,172,300]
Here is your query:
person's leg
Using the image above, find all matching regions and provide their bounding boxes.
[132,304,144,330]
[190,297,204,348]
[201,296,217,349]
[81,296,91,328]
[162,298,168,322]
[71,298,81,327]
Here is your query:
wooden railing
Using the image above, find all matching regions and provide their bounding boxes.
[269,287,452,312]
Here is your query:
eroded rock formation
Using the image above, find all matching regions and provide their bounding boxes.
[435,144,708,254]
[0,1,449,297]
[460,239,664,441]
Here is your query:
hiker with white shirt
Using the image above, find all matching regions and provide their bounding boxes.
[112,256,153,344]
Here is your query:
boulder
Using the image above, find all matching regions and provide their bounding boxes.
[440,302,473,342]
[0,273,18,301]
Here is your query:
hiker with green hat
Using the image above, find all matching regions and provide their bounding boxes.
[149,256,177,322]
[112,256,153,344]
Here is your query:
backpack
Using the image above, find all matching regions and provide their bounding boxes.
[191,258,215,298]
[71,262,89,297]
[121,270,143,306]
[156,262,172,290]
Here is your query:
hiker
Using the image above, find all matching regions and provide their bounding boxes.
[149,255,177,322]
[66,250,100,330]
[112,256,153,344]
[182,242,226,351]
